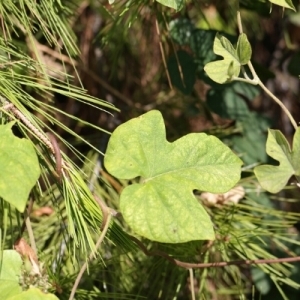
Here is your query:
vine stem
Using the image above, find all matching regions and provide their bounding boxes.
[68,200,112,300]
[236,11,298,131]
[257,77,298,130]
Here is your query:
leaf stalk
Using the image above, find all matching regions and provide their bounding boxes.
[236,11,298,130]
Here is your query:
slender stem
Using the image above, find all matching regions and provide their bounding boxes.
[257,76,298,130]
[46,132,62,180]
[232,76,257,85]
[236,11,298,130]
[130,235,300,269]
[68,207,112,300]
[19,197,37,255]
[237,11,244,35]
[189,268,196,300]
[155,19,173,89]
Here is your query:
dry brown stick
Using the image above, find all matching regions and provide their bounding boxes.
[93,195,109,231]
[130,235,300,269]
[18,197,37,256]
[69,198,112,300]
[34,42,135,107]
[1,101,67,179]
[4,103,53,149]
[46,132,62,180]
[155,19,172,89]
[100,169,123,193]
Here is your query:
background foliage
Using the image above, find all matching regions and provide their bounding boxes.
[1,0,300,299]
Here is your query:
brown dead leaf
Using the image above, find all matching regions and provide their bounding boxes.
[201,186,245,206]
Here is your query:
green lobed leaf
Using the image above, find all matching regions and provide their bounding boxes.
[204,34,241,84]
[104,110,242,243]
[269,0,296,10]
[0,250,23,299]
[236,33,252,65]
[0,123,40,212]
[254,128,300,193]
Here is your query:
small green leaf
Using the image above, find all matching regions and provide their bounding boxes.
[236,33,252,65]
[254,128,300,193]
[204,34,240,84]
[0,250,23,299]
[0,122,40,212]
[269,0,296,10]
[9,288,59,300]
[104,110,242,243]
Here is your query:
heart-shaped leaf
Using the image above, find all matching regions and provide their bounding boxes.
[104,110,242,243]
[254,128,300,193]
[0,122,40,212]
[204,33,252,84]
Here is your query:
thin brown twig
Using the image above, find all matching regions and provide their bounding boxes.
[46,132,62,180]
[155,19,173,89]
[163,13,185,88]
[18,197,37,256]
[24,198,37,255]
[1,101,68,178]
[68,199,112,300]
[34,42,135,107]
[130,235,300,269]
[5,103,53,149]
[0,15,13,79]
[93,195,109,231]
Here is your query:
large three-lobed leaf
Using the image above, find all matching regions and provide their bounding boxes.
[104,110,242,243]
